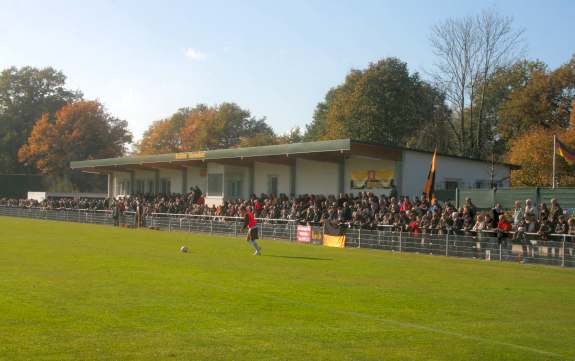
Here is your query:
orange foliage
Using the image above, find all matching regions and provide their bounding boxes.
[179,108,217,151]
[137,119,182,155]
[506,127,575,186]
[18,100,131,175]
[138,103,275,154]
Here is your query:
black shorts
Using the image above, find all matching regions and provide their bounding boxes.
[247,227,259,241]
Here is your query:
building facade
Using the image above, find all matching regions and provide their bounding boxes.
[71,139,515,205]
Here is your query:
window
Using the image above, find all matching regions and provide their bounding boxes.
[118,180,130,195]
[475,180,490,189]
[207,173,223,196]
[228,179,242,198]
[136,180,145,193]
[268,175,278,195]
[161,179,171,194]
[444,181,459,190]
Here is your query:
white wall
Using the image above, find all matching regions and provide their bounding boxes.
[401,150,511,198]
[113,171,131,197]
[205,162,225,205]
[207,162,224,174]
[158,169,182,194]
[295,159,338,195]
[187,166,206,194]
[224,164,250,199]
[344,156,397,197]
[253,162,291,196]
[133,170,156,193]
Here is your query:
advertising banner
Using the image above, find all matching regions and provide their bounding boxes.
[350,169,395,189]
[296,225,312,243]
[323,234,346,248]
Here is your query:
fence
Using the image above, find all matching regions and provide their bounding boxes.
[0,173,107,198]
[1,206,573,268]
[457,187,575,210]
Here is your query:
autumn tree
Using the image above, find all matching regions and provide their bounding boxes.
[18,100,132,175]
[430,9,524,157]
[0,66,81,172]
[136,107,193,154]
[498,56,575,141]
[181,102,273,150]
[238,133,279,147]
[305,58,450,150]
[138,103,276,153]
[507,127,575,186]
[473,59,547,153]
[277,127,303,144]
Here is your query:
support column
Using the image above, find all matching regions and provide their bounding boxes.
[338,158,345,194]
[248,163,255,196]
[290,161,297,196]
[154,169,160,193]
[129,171,135,195]
[107,173,113,198]
[396,152,404,196]
[182,167,188,194]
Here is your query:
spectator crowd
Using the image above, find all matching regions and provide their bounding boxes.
[1,188,574,240]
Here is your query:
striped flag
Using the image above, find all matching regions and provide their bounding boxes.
[556,137,575,164]
[423,149,437,201]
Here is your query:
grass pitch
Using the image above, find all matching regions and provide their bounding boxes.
[0,217,574,361]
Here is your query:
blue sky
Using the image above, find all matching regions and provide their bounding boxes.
[1,0,573,141]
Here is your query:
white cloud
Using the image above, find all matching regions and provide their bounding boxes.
[184,48,206,61]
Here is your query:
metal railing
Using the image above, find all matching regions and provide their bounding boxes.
[1,206,573,268]
[344,228,574,267]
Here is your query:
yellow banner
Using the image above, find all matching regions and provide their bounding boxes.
[175,151,207,160]
[351,169,395,189]
[323,234,346,248]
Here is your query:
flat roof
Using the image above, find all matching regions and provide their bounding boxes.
[70,139,518,171]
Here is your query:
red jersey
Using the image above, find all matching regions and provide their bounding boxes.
[408,220,420,235]
[498,219,512,232]
[244,211,257,229]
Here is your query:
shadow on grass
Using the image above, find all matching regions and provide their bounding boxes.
[265,255,332,261]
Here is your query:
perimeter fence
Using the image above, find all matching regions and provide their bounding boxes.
[1,206,573,268]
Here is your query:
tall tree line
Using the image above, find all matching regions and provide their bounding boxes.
[2,8,573,188]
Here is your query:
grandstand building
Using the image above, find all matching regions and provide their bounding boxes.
[71,139,516,205]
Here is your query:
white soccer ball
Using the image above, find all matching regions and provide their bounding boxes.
[180,246,189,253]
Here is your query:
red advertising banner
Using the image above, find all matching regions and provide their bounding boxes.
[296,225,312,243]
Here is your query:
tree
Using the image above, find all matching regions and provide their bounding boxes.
[187,102,273,150]
[238,133,279,147]
[277,127,303,144]
[0,66,81,173]
[18,100,132,175]
[136,108,193,154]
[138,103,276,154]
[305,58,450,148]
[506,127,575,186]
[430,9,524,157]
[304,90,334,141]
[473,59,547,153]
[498,56,575,141]
[405,83,454,153]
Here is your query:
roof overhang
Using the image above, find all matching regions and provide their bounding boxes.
[70,139,354,172]
[70,138,519,172]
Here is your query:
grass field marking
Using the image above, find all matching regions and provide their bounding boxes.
[340,310,567,359]
[271,295,566,359]
[194,261,567,360]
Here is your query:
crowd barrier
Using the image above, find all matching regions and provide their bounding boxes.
[1,206,573,268]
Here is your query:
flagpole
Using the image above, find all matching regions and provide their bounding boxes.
[553,135,556,189]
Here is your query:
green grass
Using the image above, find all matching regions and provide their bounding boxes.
[0,217,574,361]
